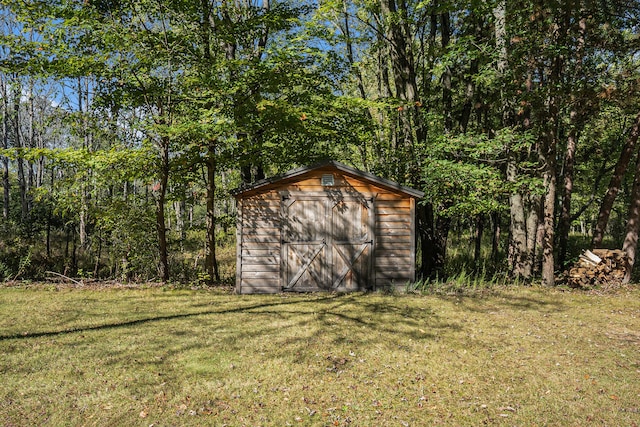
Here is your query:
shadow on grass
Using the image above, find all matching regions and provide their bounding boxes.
[433,289,567,314]
[0,289,567,345]
[0,294,345,341]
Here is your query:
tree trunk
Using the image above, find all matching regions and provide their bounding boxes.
[380,0,446,279]
[459,15,480,134]
[36,130,45,188]
[491,211,501,265]
[592,110,640,247]
[201,0,224,284]
[205,141,220,284]
[341,0,372,169]
[417,203,436,277]
[27,79,35,210]
[558,122,578,268]
[493,2,507,75]
[78,78,91,248]
[93,234,102,278]
[507,157,530,278]
[474,215,484,263]
[525,193,542,277]
[441,11,453,133]
[342,0,367,101]
[1,74,9,220]
[13,80,28,222]
[71,228,77,274]
[558,14,587,267]
[434,215,451,274]
[622,148,640,283]
[173,198,186,249]
[156,138,170,282]
[541,133,557,286]
[46,167,54,258]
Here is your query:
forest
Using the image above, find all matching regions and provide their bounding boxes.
[0,0,639,287]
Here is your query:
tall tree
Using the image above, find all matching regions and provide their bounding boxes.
[592,111,640,248]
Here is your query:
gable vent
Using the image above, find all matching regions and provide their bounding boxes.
[321,174,335,186]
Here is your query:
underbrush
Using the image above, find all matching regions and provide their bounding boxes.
[0,225,632,290]
[0,224,237,285]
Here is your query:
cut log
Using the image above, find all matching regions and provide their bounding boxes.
[583,250,602,265]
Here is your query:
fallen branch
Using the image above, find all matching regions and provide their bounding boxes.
[45,271,84,286]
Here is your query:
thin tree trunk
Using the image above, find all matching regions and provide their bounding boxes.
[379,0,421,178]
[94,234,102,278]
[71,228,77,274]
[342,0,367,101]
[205,142,220,283]
[491,211,501,265]
[541,133,557,286]
[539,14,564,286]
[13,80,28,222]
[1,74,9,220]
[622,148,640,283]
[441,11,453,133]
[78,78,89,247]
[156,138,170,282]
[525,193,542,277]
[459,15,480,134]
[434,215,451,273]
[474,215,484,264]
[46,167,54,258]
[493,2,507,75]
[36,131,45,188]
[202,0,221,284]
[557,13,585,266]
[341,0,372,168]
[417,203,435,277]
[27,79,35,209]
[558,123,578,268]
[507,157,529,278]
[592,110,640,247]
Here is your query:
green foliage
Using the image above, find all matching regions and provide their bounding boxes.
[1,0,640,285]
[419,129,542,217]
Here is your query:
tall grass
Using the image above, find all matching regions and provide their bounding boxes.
[417,232,626,293]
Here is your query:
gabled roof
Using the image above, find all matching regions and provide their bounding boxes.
[232,160,424,198]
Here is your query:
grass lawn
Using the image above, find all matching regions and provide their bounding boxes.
[0,284,639,426]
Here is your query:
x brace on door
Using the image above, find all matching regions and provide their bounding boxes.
[283,240,326,290]
[332,240,371,289]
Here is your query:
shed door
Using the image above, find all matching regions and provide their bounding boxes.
[282,195,328,291]
[331,198,373,291]
[281,193,373,292]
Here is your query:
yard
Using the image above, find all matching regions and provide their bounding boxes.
[0,284,639,426]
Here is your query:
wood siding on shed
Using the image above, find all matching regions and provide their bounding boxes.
[373,197,416,286]
[236,193,282,293]
[235,166,419,293]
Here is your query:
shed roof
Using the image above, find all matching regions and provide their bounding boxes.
[232,160,424,199]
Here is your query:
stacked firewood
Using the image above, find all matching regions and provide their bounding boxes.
[566,249,629,288]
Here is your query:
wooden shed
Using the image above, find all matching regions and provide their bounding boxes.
[232,161,424,294]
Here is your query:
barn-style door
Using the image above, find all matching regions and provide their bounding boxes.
[281,193,373,292]
[330,198,373,291]
[281,195,328,291]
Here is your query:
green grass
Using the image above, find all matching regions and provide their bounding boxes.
[1,285,639,426]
